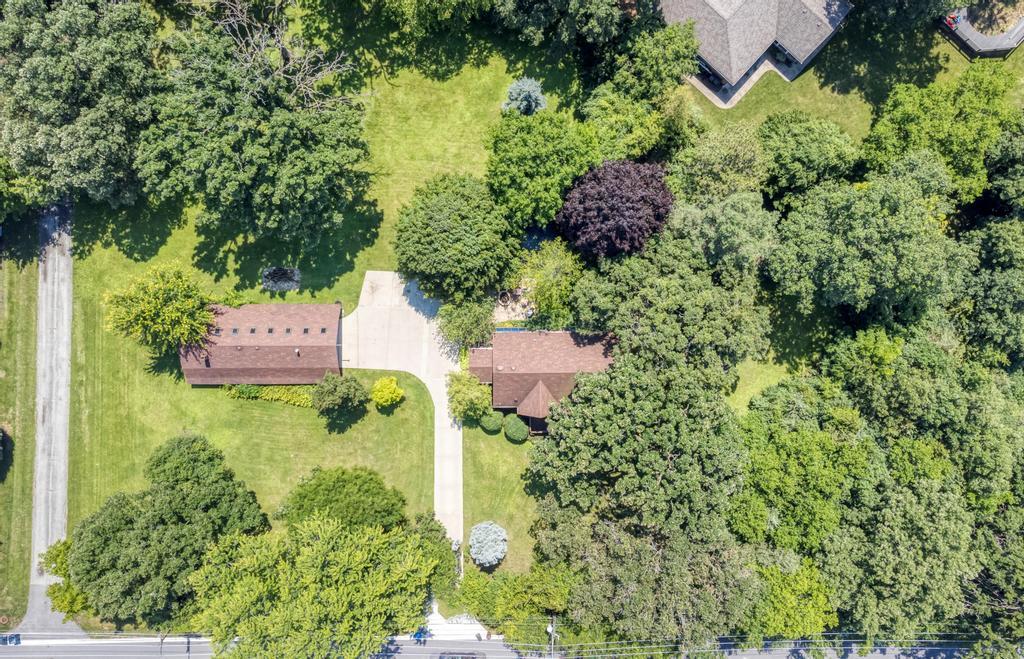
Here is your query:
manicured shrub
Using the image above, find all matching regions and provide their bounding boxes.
[225,384,260,400]
[479,410,504,434]
[446,371,493,422]
[273,466,407,530]
[503,414,530,443]
[503,77,546,115]
[104,263,213,352]
[469,521,508,568]
[311,372,369,415]
[556,160,673,258]
[394,174,514,302]
[438,299,495,347]
[371,376,404,409]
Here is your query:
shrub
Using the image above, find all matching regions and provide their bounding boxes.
[446,371,493,422]
[438,299,495,347]
[487,111,601,231]
[503,77,547,115]
[104,263,213,352]
[469,521,508,568]
[556,160,673,258]
[311,372,369,415]
[274,466,407,529]
[503,414,530,442]
[224,384,313,408]
[394,174,514,302]
[479,410,504,434]
[371,376,404,409]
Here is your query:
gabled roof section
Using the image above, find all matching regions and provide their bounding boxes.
[517,380,556,419]
[179,303,342,385]
[660,0,850,85]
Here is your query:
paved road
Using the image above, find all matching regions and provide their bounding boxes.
[0,636,978,658]
[15,206,82,637]
[341,271,463,542]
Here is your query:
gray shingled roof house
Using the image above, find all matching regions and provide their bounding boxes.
[661,0,851,87]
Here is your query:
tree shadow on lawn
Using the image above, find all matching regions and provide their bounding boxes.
[191,198,382,299]
[298,0,584,110]
[811,10,952,112]
[0,211,42,267]
[72,196,186,262]
[146,349,185,382]
[0,430,13,484]
[763,290,850,373]
[322,405,367,434]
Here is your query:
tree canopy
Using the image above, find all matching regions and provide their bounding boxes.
[66,434,268,626]
[191,517,438,658]
[394,174,514,301]
[556,160,673,258]
[136,10,370,249]
[667,123,767,207]
[758,111,858,207]
[274,466,407,530]
[486,111,600,230]
[0,0,158,206]
[769,171,968,323]
[864,62,1014,203]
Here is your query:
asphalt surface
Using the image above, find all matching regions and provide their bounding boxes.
[0,636,979,658]
[15,206,82,637]
[341,271,463,543]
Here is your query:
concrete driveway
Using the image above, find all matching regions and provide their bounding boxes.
[341,272,462,542]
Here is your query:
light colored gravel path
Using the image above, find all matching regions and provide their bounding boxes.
[341,271,463,542]
[16,205,83,636]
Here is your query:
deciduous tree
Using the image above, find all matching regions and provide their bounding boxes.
[610,23,699,102]
[518,239,583,329]
[487,111,600,230]
[191,517,437,658]
[556,160,673,258]
[394,174,513,301]
[274,466,407,529]
[758,111,858,206]
[0,0,158,206]
[104,263,213,352]
[136,6,369,249]
[667,123,766,207]
[66,435,268,626]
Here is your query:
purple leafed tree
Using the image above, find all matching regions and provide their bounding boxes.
[556,160,673,258]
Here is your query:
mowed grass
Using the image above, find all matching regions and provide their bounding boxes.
[69,212,436,526]
[727,358,792,414]
[67,57,522,527]
[463,426,536,574]
[0,224,37,627]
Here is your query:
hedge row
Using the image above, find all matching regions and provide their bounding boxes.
[224,384,314,408]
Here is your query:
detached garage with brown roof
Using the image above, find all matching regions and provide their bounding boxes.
[469,331,614,422]
[180,303,343,385]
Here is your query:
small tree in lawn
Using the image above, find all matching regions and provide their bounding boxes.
[312,372,369,416]
[105,263,213,352]
[469,521,508,569]
[556,160,673,258]
[503,77,547,115]
[371,376,404,409]
[447,371,492,422]
[438,299,495,348]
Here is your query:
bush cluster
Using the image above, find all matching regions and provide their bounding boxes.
[371,376,405,409]
[224,384,313,408]
[479,410,504,434]
[311,372,369,415]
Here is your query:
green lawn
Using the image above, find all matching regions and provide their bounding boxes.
[727,358,791,414]
[463,425,536,574]
[0,222,37,628]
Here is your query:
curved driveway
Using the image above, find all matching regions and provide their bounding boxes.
[341,272,463,542]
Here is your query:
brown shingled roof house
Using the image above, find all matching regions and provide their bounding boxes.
[179,303,342,385]
[469,331,613,427]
